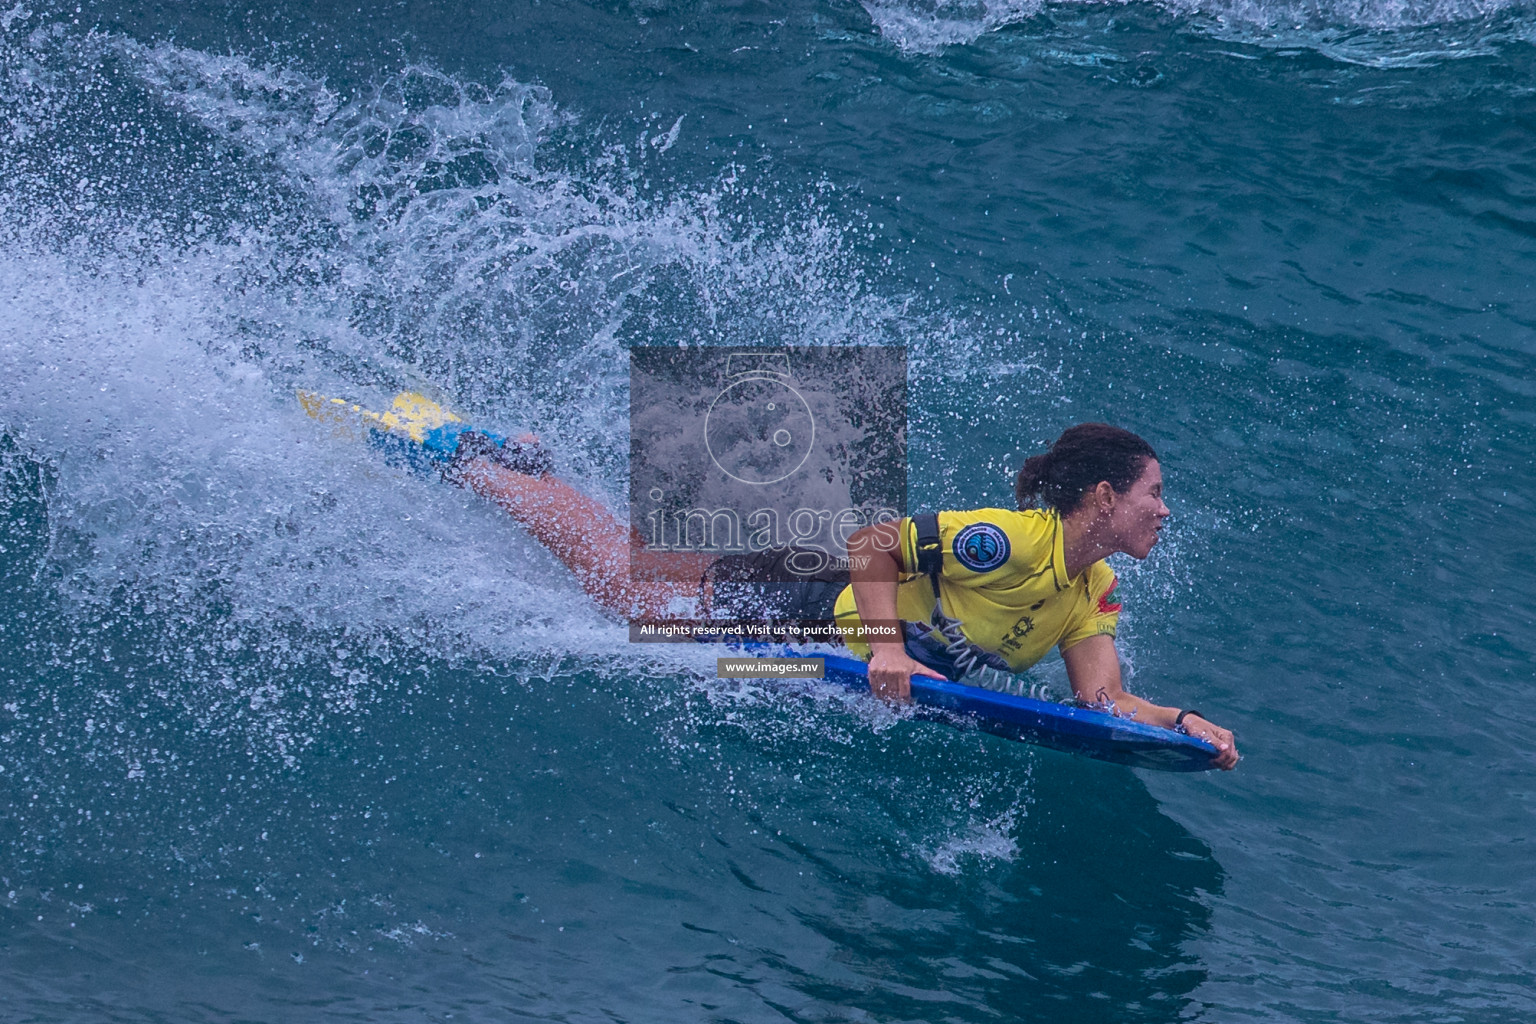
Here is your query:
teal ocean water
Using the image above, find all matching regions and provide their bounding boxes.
[2,1,1534,1020]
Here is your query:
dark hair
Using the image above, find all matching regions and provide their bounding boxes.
[1016,423,1157,514]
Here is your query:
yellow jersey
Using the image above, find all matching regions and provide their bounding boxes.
[832,508,1121,673]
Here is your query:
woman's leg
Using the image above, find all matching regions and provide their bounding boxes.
[453,457,714,620]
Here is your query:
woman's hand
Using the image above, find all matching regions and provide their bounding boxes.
[866,644,947,703]
[1061,636,1241,771]
[1181,714,1240,770]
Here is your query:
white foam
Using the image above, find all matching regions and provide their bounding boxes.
[924,810,1021,875]
[860,0,1529,57]
[0,23,952,692]
[860,0,1045,53]
[0,243,610,656]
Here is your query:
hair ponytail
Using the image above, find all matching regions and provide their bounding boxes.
[1016,423,1157,514]
[1015,451,1056,509]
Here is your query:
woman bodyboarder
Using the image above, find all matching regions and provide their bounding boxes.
[448,422,1238,769]
[837,423,1238,768]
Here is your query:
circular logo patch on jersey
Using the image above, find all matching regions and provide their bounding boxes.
[953,523,1010,573]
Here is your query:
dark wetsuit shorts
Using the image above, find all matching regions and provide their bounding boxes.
[703,546,849,623]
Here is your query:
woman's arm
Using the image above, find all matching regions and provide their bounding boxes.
[847,521,947,702]
[1060,634,1239,770]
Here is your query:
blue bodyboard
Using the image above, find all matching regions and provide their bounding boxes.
[726,643,1219,772]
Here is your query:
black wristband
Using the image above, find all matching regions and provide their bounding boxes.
[1174,709,1203,731]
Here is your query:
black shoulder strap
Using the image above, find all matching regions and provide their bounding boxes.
[912,513,943,584]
